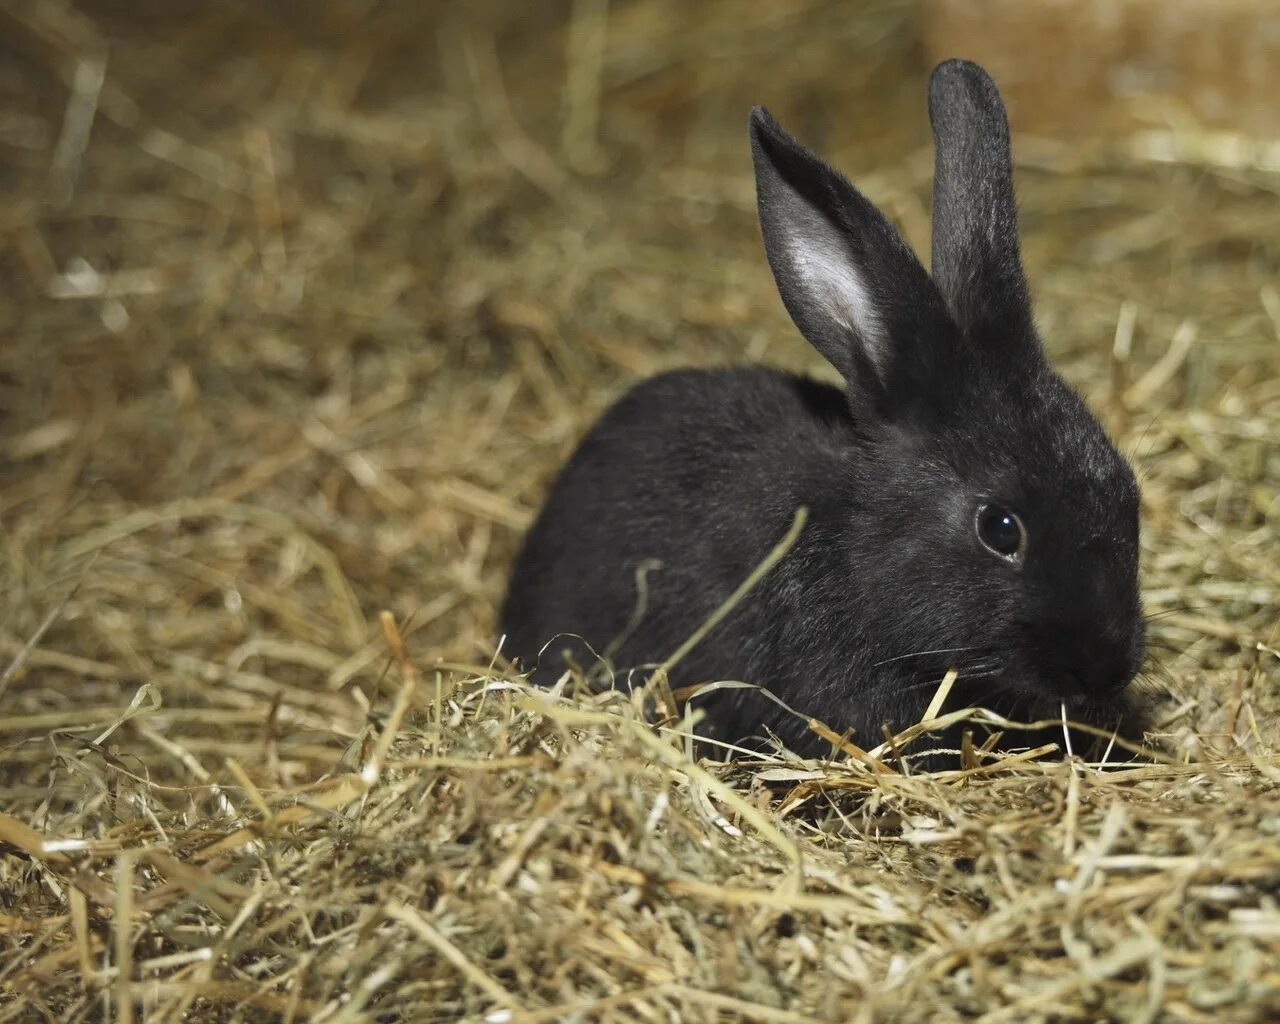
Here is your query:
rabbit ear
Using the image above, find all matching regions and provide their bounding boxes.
[750,106,953,410]
[928,59,1035,344]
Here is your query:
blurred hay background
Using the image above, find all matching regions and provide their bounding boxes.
[1,1,1278,1021]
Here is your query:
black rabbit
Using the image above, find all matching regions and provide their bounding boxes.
[500,60,1148,764]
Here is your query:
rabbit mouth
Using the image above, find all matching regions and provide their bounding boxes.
[1050,663,1137,700]
[976,685,1130,732]
[1060,693,1131,718]
[964,661,1133,711]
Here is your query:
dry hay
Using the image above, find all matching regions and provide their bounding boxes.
[1,1,1278,1021]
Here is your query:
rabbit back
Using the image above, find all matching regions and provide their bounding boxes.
[500,364,851,709]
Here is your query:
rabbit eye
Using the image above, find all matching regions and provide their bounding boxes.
[976,504,1025,561]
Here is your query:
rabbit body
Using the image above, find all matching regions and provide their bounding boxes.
[503,366,860,753]
[500,61,1148,760]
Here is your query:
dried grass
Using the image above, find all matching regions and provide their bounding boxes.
[1,2,1278,1021]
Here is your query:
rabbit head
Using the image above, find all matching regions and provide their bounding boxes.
[749,60,1146,715]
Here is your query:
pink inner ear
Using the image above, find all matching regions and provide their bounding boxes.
[779,207,888,372]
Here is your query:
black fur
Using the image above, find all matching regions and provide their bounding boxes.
[500,60,1147,763]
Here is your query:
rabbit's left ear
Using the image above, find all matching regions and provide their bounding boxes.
[928,60,1036,349]
[750,106,955,417]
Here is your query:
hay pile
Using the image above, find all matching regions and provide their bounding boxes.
[2,2,1278,1021]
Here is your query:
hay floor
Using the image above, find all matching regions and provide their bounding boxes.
[2,2,1278,1021]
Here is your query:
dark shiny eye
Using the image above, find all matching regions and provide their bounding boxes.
[976,504,1026,560]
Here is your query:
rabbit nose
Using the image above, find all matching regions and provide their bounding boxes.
[1030,622,1140,699]
[1055,670,1117,701]
[1087,670,1133,697]
[1073,639,1140,697]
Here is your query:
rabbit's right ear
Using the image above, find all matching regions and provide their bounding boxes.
[928,60,1035,348]
[750,107,954,414]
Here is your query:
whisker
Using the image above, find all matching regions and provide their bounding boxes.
[1145,605,1212,620]
[1127,398,1175,462]
[872,645,983,667]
